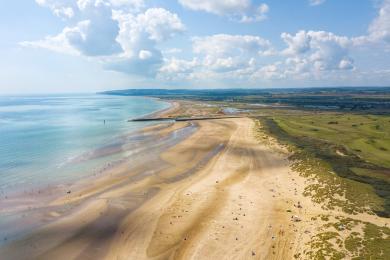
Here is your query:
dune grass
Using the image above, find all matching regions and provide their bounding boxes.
[303,216,390,259]
[255,113,390,217]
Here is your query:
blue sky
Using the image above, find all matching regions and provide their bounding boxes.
[0,0,389,94]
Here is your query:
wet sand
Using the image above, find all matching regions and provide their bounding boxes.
[0,114,315,259]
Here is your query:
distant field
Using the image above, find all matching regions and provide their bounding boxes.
[102,87,390,113]
[274,114,390,168]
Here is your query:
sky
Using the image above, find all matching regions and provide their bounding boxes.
[0,0,390,94]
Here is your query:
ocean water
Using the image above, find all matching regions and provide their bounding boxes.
[0,94,169,193]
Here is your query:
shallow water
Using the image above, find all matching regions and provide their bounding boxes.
[0,94,169,193]
[0,120,198,245]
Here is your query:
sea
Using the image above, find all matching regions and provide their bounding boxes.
[0,94,169,194]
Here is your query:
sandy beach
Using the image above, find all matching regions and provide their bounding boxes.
[1,101,388,259]
[0,114,299,259]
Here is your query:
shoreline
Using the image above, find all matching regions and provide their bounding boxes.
[1,99,388,259]
[0,98,176,244]
[0,95,173,195]
[136,97,180,119]
[0,103,305,259]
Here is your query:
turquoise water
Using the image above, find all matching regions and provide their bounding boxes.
[0,94,169,193]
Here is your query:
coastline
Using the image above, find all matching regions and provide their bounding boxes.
[1,99,388,259]
[0,97,175,244]
[0,100,305,259]
[143,98,180,118]
[0,94,172,195]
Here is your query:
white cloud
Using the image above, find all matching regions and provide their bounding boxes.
[109,0,144,9]
[139,50,153,60]
[193,34,273,72]
[309,0,326,6]
[339,58,354,70]
[23,0,390,86]
[106,8,185,75]
[281,30,312,55]
[69,19,122,56]
[104,50,163,76]
[20,27,78,55]
[368,0,390,43]
[24,2,185,77]
[76,0,145,10]
[162,48,183,55]
[178,0,269,23]
[281,30,354,72]
[352,0,390,46]
[35,0,75,18]
[157,34,276,83]
[112,7,184,55]
[158,58,199,81]
[251,63,285,80]
[193,34,272,56]
[30,1,122,56]
[23,15,122,56]
[178,0,250,15]
[137,8,185,41]
[239,3,269,23]
[177,30,356,85]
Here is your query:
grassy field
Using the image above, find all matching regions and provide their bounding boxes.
[256,113,390,217]
[273,114,390,168]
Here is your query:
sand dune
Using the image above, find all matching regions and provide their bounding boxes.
[0,117,311,259]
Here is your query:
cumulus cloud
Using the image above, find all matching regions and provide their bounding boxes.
[136,8,185,41]
[28,1,122,56]
[156,34,277,83]
[281,30,354,72]
[162,48,183,55]
[192,34,273,72]
[367,0,390,43]
[67,17,122,56]
[281,30,312,55]
[109,0,144,8]
[105,8,185,75]
[161,58,198,73]
[157,30,356,85]
[178,0,269,23]
[23,1,184,76]
[104,49,163,76]
[251,63,285,80]
[35,0,75,18]
[20,27,78,55]
[158,58,199,81]
[76,0,144,10]
[168,30,356,85]
[23,0,390,86]
[309,0,326,6]
[113,8,184,53]
[352,0,390,46]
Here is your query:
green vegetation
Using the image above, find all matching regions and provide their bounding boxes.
[273,114,390,168]
[304,216,390,259]
[305,231,346,260]
[102,87,390,113]
[256,114,390,217]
